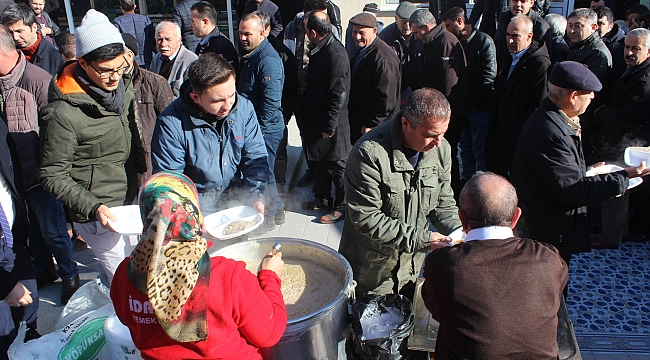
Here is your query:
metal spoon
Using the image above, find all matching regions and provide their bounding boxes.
[272,242,282,255]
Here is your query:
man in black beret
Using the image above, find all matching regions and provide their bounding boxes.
[344,12,401,145]
[510,61,650,267]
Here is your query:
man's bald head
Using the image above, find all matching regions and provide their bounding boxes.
[459,171,519,230]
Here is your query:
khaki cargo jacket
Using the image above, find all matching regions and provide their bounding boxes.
[339,115,461,295]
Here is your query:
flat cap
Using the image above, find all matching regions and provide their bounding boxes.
[349,13,377,28]
[363,3,379,14]
[549,61,602,92]
[396,2,417,20]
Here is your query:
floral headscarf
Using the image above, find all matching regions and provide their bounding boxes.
[127,171,210,342]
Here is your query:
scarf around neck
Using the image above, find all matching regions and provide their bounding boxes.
[73,63,126,114]
[127,171,211,342]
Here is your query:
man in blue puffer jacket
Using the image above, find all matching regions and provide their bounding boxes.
[236,11,285,231]
[152,53,270,218]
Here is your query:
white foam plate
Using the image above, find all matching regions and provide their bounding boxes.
[624,147,650,167]
[204,205,263,240]
[107,205,143,235]
[448,227,466,246]
[586,165,643,190]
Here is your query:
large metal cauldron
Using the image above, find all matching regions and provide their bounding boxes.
[209,237,356,360]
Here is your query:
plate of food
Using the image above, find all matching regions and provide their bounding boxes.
[586,164,643,190]
[448,227,466,246]
[107,205,143,235]
[624,147,650,167]
[204,205,264,240]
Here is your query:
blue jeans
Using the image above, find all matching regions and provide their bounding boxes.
[458,111,491,180]
[25,186,78,280]
[263,130,285,216]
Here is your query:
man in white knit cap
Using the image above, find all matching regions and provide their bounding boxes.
[40,9,146,285]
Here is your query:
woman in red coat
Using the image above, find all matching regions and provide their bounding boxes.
[111,171,287,359]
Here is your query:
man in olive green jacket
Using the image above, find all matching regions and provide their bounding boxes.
[39,10,145,284]
[339,88,462,297]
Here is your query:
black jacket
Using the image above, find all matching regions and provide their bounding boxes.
[33,37,63,76]
[242,0,283,37]
[463,27,496,111]
[129,65,173,179]
[468,0,509,38]
[511,98,628,256]
[0,119,33,300]
[486,40,550,177]
[550,35,570,63]
[428,0,466,22]
[267,34,298,121]
[496,10,551,70]
[378,23,424,93]
[348,37,401,144]
[567,32,612,85]
[595,58,650,153]
[420,23,469,117]
[601,24,627,88]
[304,34,351,162]
[195,27,239,70]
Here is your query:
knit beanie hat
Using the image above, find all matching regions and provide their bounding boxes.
[75,9,125,59]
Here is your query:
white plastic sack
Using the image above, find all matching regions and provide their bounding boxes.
[104,314,141,360]
[56,279,112,330]
[8,303,114,360]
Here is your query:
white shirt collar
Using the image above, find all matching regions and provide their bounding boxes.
[465,226,514,242]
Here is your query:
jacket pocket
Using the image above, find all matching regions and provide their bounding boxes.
[381,178,406,219]
[86,164,95,192]
[420,168,440,212]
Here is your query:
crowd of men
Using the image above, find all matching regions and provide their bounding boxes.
[0,0,649,358]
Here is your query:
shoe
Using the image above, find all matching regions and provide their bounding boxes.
[24,328,41,342]
[61,274,80,305]
[275,210,285,225]
[297,169,315,187]
[590,236,619,250]
[36,262,59,289]
[249,216,276,236]
[320,210,344,224]
[301,198,332,211]
[625,230,648,243]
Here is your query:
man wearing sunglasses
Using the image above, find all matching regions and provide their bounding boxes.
[40,10,146,286]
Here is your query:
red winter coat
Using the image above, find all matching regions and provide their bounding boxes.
[111,256,287,360]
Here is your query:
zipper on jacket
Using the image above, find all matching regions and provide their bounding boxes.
[119,114,131,163]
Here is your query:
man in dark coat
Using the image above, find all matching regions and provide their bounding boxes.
[190,2,239,69]
[379,1,423,101]
[423,171,567,360]
[1,4,62,75]
[510,61,649,264]
[567,8,612,86]
[443,7,496,181]
[347,12,401,145]
[303,12,350,224]
[594,28,650,161]
[0,119,40,357]
[411,8,469,194]
[486,15,550,178]
[495,0,551,69]
[596,6,627,89]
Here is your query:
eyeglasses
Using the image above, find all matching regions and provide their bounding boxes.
[87,56,129,79]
